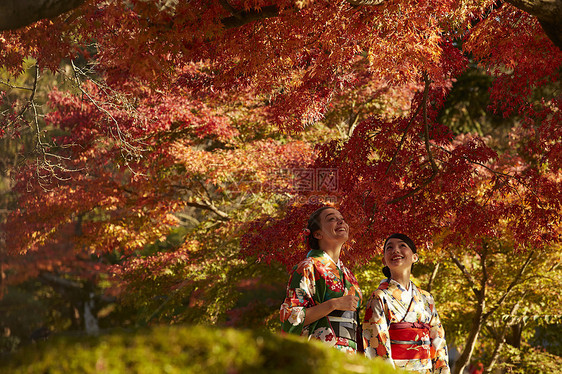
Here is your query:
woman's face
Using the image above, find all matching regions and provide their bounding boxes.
[313,208,349,244]
[382,237,418,271]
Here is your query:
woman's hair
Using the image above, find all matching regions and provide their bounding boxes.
[306,206,334,250]
[382,233,417,279]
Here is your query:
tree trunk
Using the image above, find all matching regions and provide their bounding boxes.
[484,336,506,374]
[484,299,523,373]
[450,245,490,374]
[84,292,100,335]
[507,323,523,348]
[452,293,485,374]
[0,260,5,299]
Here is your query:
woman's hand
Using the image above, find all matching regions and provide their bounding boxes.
[303,294,360,326]
[330,294,360,311]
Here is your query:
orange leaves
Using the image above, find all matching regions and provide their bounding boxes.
[0,19,75,74]
[0,0,557,134]
[464,4,562,117]
[168,139,314,191]
[0,0,499,133]
[2,0,561,306]
[242,77,562,269]
[2,48,318,290]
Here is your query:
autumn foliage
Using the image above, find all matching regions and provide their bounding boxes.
[0,0,561,371]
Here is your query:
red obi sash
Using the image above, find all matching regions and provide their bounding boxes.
[389,322,434,360]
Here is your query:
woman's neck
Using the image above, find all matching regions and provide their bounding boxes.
[320,243,343,263]
[390,271,411,290]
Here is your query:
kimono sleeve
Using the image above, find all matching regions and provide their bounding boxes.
[280,259,317,335]
[362,291,394,367]
[424,291,451,374]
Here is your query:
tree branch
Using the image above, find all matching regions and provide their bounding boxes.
[0,79,33,91]
[145,278,193,325]
[506,0,561,24]
[39,273,82,290]
[483,251,534,320]
[422,74,438,174]
[431,143,546,207]
[484,293,526,374]
[385,104,422,175]
[218,0,241,19]
[184,200,230,221]
[220,0,389,29]
[506,0,562,50]
[480,242,488,301]
[0,0,86,31]
[67,61,147,175]
[386,74,438,204]
[426,262,440,293]
[171,183,230,221]
[221,5,281,29]
[348,0,387,4]
[449,250,480,298]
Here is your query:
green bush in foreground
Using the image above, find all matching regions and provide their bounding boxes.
[1,325,401,374]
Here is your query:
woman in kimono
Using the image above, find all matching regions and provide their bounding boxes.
[363,233,450,373]
[280,206,363,353]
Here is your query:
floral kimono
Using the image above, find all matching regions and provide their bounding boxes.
[280,249,363,353]
[363,279,450,373]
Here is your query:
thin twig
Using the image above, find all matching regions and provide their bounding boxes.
[221,5,280,29]
[386,74,438,204]
[385,101,424,175]
[0,79,33,91]
[422,73,438,173]
[449,250,480,298]
[67,61,149,177]
[431,143,545,206]
[480,242,488,298]
[483,251,534,320]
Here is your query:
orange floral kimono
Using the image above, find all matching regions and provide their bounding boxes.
[363,279,450,373]
[280,249,363,353]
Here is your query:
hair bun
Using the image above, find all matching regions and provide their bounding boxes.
[382,266,391,278]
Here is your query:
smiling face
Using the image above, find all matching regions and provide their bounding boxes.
[382,237,418,272]
[312,208,349,245]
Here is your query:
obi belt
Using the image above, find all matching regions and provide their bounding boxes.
[327,310,358,343]
[389,322,435,360]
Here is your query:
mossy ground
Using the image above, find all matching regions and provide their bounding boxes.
[1,325,401,374]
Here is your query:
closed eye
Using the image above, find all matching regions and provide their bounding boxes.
[329,216,344,221]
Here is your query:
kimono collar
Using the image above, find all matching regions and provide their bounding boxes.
[382,278,414,292]
[307,249,343,268]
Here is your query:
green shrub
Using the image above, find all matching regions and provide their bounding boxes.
[497,344,562,374]
[1,325,401,374]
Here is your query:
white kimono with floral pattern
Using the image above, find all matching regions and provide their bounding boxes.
[363,279,450,373]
